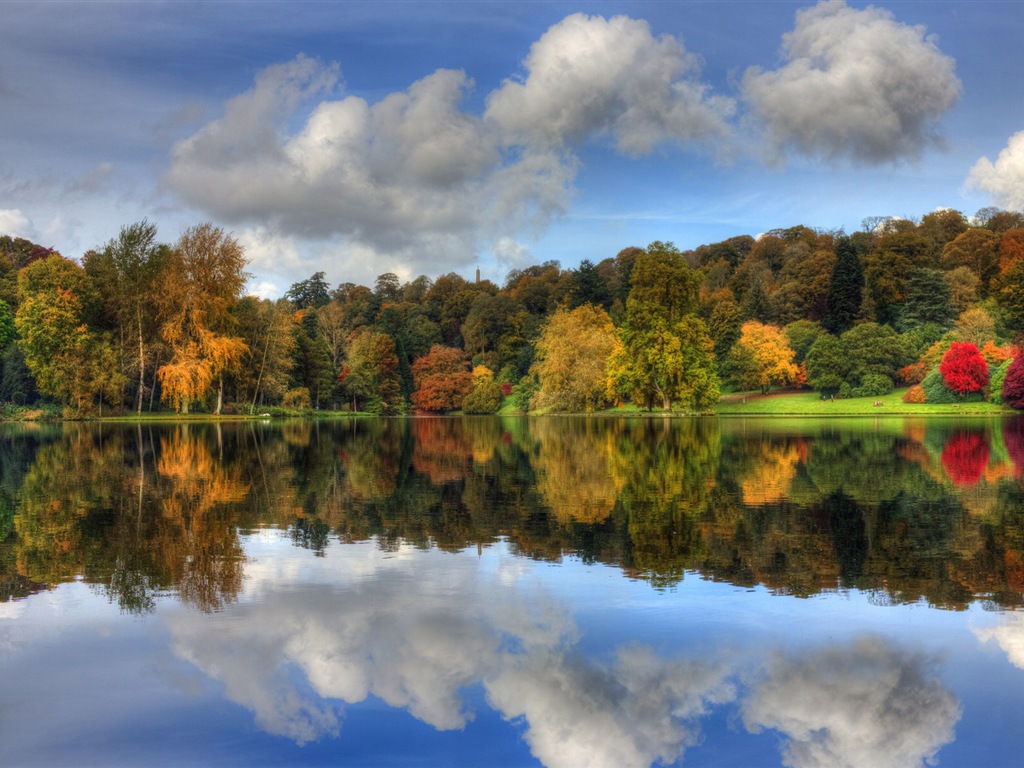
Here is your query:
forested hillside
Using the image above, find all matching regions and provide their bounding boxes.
[4,206,1024,416]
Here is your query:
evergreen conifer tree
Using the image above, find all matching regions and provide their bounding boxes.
[823,236,863,335]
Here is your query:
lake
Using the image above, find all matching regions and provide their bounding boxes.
[2,415,1024,767]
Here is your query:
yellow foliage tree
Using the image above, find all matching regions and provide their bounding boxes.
[726,321,799,394]
[158,224,250,413]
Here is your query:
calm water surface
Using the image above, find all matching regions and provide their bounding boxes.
[3,415,1024,767]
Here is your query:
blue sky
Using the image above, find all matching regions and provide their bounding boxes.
[2,1,1023,297]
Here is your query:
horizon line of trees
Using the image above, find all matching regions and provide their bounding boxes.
[4,204,1024,416]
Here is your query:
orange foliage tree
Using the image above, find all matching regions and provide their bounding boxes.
[157,224,249,414]
[410,345,473,412]
[726,321,799,394]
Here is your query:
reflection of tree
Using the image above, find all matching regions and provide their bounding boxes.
[529,419,624,524]
[155,426,248,611]
[941,430,990,486]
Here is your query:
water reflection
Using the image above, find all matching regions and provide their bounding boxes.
[161,539,956,768]
[2,417,1024,612]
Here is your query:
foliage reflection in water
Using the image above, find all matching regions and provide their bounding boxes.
[1,416,1024,766]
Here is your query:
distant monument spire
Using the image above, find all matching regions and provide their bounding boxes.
[475,265,480,284]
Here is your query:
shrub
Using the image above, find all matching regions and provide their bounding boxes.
[896,361,928,385]
[463,379,504,414]
[852,374,893,398]
[921,368,982,404]
[511,376,539,413]
[903,385,927,404]
[837,382,853,399]
[282,388,312,409]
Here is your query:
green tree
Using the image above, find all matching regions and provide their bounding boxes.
[84,220,169,414]
[804,333,849,396]
[608,242,716,410]
[823,236,863,335]
[897,268,955,332]
[15,255,125,412]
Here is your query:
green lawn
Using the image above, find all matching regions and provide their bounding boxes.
[714,388,1010,416]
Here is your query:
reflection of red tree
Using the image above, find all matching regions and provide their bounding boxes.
[940,431,990,486]
[1003,417,1024,477]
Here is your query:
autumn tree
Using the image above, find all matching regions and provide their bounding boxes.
[531,304,617,412]
[942,228,1001,296]
[344,329,401,413]
[410,345,473,413]
[939,342,989,395]
[725,321,799,394]
[1002,355,1024,409]
[157,223,249,414]
[15,254,125,413]
[84,220,169,414]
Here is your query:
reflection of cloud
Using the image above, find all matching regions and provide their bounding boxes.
[975,612,1024,670]
[742,637,961,768]
[167,541,729,764]
[487,645,733,768]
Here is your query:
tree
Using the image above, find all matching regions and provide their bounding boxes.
[1002,354,1024,409]
[897,268,955,332]
[157,223,249,414]
[941,229,1001,296]
[410,345,473,413]
[531,305,617,412]
[823,236,863,335]
[939,342,989,395]
[607,242,716,410]
[725,321,798,394]
[285,271,330,309]
[568,259,611,310]
[15,254,125,412]
[345,329,401,413]
[85,220,169,414]
[840,322,904,387]
[233,297,295,410]
[804,333,849,396]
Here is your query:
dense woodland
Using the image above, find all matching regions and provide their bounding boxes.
[5,206,1024,416]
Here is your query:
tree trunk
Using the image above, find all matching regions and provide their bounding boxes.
[136,305,145,416]
[215,378,224,415]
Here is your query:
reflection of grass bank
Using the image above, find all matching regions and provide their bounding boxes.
[715,389,1010,416]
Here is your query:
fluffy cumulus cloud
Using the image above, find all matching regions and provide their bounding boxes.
[741,637,961,768]
[484,13,734,155]
[742,0,960,164]
[967,131,1024,211]
[165,14,732,279]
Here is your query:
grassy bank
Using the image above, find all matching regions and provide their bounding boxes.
[714,388,1010,416]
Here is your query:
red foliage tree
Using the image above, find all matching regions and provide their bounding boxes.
[938,341,989,395]
[1003,354,1024,410]
[940,430,990,486]
[410,345,474,412]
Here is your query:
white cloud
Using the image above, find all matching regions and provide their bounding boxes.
[967,131,1024,211]
[0,209,33,239]
[484,13,734,155]
[742,636,961,768]
[742,0,960,164]
[165,13,731,280]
